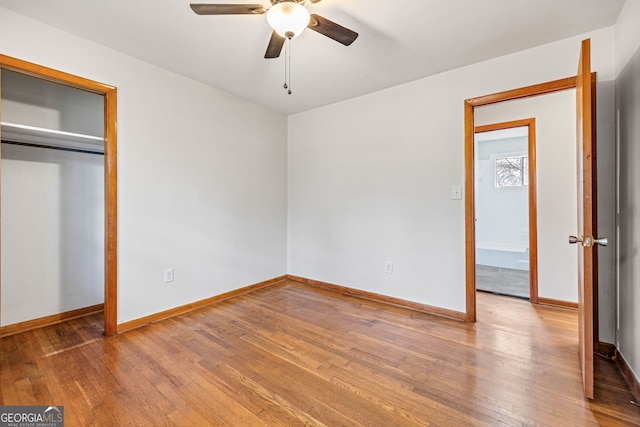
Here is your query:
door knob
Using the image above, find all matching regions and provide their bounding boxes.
[569,235,608,247]
[569,235,583,244]
[594,237,608,246]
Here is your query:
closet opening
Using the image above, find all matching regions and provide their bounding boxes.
[0,55,117,337]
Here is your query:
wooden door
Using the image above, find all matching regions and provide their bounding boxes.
[574,38,596,400]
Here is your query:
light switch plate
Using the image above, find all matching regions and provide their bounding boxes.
[451,186,462,200]
[164,268,174,283]
[384,261,394,274]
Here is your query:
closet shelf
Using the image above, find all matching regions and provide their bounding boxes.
[1,122,104,153]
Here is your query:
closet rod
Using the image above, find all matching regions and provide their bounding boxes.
[1,139,104,156]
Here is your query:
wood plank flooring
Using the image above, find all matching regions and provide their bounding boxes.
[1,280,639,426]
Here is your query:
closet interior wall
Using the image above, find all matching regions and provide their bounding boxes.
[1,70,105,326]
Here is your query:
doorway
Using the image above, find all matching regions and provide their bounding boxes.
[465,39,598,400]
[464,77,578,322]
[474,119,538,301]
[0,54,118,336]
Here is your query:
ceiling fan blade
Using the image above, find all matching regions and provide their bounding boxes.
[308,14,358,46]
[265,31,286,59]
[190,4,266,15]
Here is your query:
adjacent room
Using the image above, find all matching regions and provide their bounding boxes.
[1,0,639,425]
[475,126,532,299]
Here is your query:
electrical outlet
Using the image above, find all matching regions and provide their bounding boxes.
[384,261,394,274]
[164,268,174,283]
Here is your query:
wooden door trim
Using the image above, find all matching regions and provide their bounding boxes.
[465,77,577,108]
[474,118,539,304]
[0,54,118,337]
[464,76,577,322]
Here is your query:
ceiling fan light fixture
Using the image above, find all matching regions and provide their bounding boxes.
[267,1,310,39]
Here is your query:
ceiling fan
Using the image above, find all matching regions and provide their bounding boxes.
[190,0,359,59]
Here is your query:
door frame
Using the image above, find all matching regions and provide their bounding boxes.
[0,54,118,336]
[464,76,577,322]
[474,118,539,303]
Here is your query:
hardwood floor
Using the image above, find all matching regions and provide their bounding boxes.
[1,280,639,426]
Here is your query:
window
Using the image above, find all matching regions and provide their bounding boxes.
[495,155,528,187]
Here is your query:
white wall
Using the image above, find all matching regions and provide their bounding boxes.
[475,91,578,303]
[2,69,104,137]
[0,7,288,324]
[614,0,640,76]
[288,27,615,314]
[1,144,104,325]
[614,0,640,392]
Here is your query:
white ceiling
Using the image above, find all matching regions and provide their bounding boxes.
[0,0,625,115]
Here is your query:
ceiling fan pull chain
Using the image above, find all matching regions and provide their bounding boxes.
[282,37,292,95]
[287,38,292,95]
[283,37,288,91]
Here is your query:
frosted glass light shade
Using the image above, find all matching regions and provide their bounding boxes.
[267,2,310,39]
